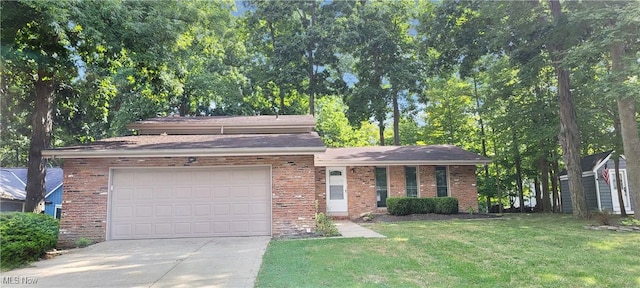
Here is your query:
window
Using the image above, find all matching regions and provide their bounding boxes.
[375,167,388,207]
[54,205,62,220]
[405,167,418,197]
[436,166,448,197]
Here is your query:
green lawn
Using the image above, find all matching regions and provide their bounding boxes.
[255,214,640,288]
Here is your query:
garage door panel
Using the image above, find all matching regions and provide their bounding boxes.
[155,188,172,200]
[175,223,193,234]
[194,204,211,216]
[174,205,192,216]
[136,206,153,217]
[110,167,271,239]
[155,223,171,234]
[174,187,192,199]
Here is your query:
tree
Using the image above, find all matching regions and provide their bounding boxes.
[568,0,640,218]
[2,0,78,212]
[1,0,205,212]
[315,96,377,147]
[245,0,341,116]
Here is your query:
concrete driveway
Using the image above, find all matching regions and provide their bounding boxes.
[2,237,270,288]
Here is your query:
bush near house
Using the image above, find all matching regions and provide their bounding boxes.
[387,197,459,215]
[0,212,59,270]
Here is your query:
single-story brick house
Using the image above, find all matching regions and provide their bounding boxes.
[42,116,489,246]
[315,146,490,219]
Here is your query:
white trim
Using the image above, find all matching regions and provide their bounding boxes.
[316,159,491,167]
[559,171,595,181]
[54,204,62,219]
[43,147,326,159]
[45,183,63,198]
[592,152,614,173]
[106,165,273,240]
[610,169,633,214]
[594,173,602,211]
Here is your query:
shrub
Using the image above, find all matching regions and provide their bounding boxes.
[76,237,93,248]
[434,197,459,214]
[592,210,613,226]
[621,217,640,227]
[315,212,340,237]
[387,197,459,215]
[0,212,59,270]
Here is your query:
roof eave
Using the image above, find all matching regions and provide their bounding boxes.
[315,159,492,167]
[42,147,327,159]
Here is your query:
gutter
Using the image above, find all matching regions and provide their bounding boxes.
[315,159,492,167]
[42,146,327,159]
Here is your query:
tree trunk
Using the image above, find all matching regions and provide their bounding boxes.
[616,99,639,220]
[474,76,491,213]
[610,30,640,220]
[392,90,400,145]
[378,117,385,146]
[547,0,588,218]
[613,157,627,217]
[534,176,541,212]
[539,156,552,213]
[25,74,54,213]
[550,158,560,213]
[512,132,524,212]
[493,128,503,214]
[307,0,317,116]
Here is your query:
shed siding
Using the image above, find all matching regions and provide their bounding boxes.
[597,176,613,211]
[44,187,63,217]
[560,175,598,213]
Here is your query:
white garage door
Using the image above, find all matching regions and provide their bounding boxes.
[109,166,271,240]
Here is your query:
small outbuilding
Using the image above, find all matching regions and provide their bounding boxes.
[560,151,634,214]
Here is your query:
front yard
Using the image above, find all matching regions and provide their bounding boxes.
[255,214,640,287]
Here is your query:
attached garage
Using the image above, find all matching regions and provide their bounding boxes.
[109,166,271,240]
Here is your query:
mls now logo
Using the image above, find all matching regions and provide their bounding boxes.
[2,276,39,285]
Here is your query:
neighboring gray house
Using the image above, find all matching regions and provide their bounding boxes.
[560,151,634,214]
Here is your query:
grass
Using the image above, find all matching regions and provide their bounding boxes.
[255,214,640,287]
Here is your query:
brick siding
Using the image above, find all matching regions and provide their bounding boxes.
[59,155,315,247]
[316,165,479,219]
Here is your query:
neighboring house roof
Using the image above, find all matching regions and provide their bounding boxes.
[580,150,614,172]
[42,133,326,158]
[559,150,614,176]
[0,168,63,200]
[316,145,491,166]
[127,115,316,135]
[0,169,26,200]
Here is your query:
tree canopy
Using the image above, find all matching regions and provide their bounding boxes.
[2,0,639,219]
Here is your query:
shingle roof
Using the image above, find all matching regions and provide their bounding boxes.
[560,150,613,176]
[127,115,316,135]
[0,168,63,200]
[43,133,326,158]
[316,145,491,166]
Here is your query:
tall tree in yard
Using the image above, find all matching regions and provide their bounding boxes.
[568,0,640,219]
[245,0,340,116]
[527,0,588,217]
[1,0,201,212]
[1,1,77,212]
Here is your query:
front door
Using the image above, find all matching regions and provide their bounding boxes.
[610,169,632,214]
[326,167,347,215]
